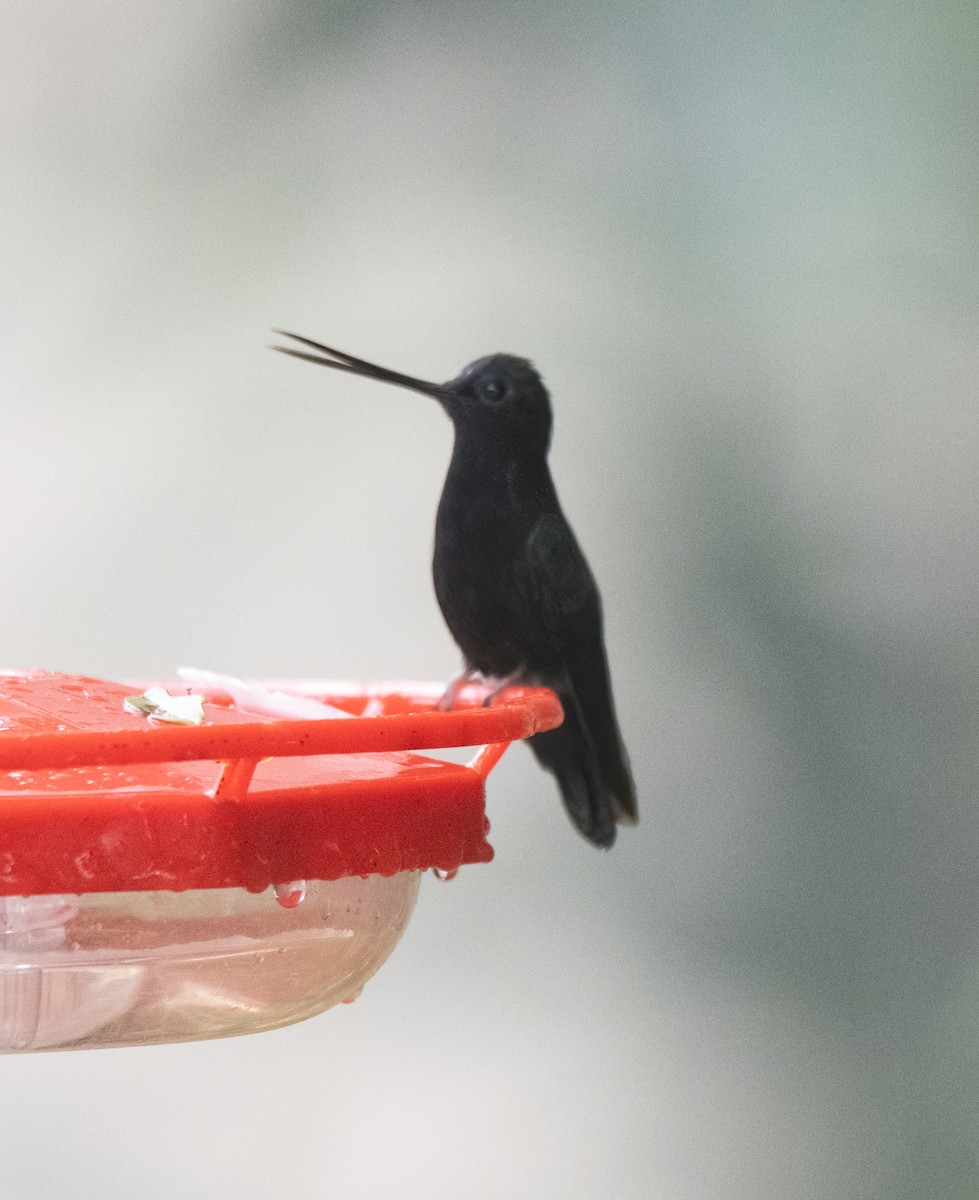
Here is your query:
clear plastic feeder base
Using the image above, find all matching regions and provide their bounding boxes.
[0,874,420,1052]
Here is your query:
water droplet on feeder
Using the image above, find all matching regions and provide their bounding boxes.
[431,867,459,882]
[273,880,306,908]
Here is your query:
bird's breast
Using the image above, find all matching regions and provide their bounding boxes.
[432,472,544,677]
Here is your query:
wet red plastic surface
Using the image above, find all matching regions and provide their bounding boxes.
[0,672,563,896]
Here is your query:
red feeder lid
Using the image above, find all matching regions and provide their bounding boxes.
[0,671,563,896]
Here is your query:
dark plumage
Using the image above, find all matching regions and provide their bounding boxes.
[274,332,637,847]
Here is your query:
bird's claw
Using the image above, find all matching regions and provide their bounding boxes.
[437,670,477,712]
[480,672,524,708]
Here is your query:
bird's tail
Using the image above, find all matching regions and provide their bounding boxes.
[528,687,636,849]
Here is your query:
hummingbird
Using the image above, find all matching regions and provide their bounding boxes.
[274,331,637,847]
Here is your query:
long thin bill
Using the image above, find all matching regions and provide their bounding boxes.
[272,331,446,399]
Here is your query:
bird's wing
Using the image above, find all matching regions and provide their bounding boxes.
[523,513,637,828]
[522,511,600,647]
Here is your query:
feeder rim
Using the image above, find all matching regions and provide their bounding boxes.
[0,679,564,772]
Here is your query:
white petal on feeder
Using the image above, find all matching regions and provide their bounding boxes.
[176,667,351,720]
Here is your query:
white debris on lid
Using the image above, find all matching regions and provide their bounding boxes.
[124,687,206,726]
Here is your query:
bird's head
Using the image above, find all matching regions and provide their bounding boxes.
[440,353,552,451]
[274,334,553,454]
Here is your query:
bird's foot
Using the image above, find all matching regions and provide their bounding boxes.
[481,671,526,708]
[436,669,478,712]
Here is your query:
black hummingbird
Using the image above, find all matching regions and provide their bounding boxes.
[273,331,637,847]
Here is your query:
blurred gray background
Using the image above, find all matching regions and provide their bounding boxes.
[1,2,978,1197]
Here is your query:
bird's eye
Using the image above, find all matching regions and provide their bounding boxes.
[480,378,506,405]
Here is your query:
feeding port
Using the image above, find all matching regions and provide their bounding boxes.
[0,671,562,1052]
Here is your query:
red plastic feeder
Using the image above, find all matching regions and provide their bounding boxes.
[0,670,562,1052]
